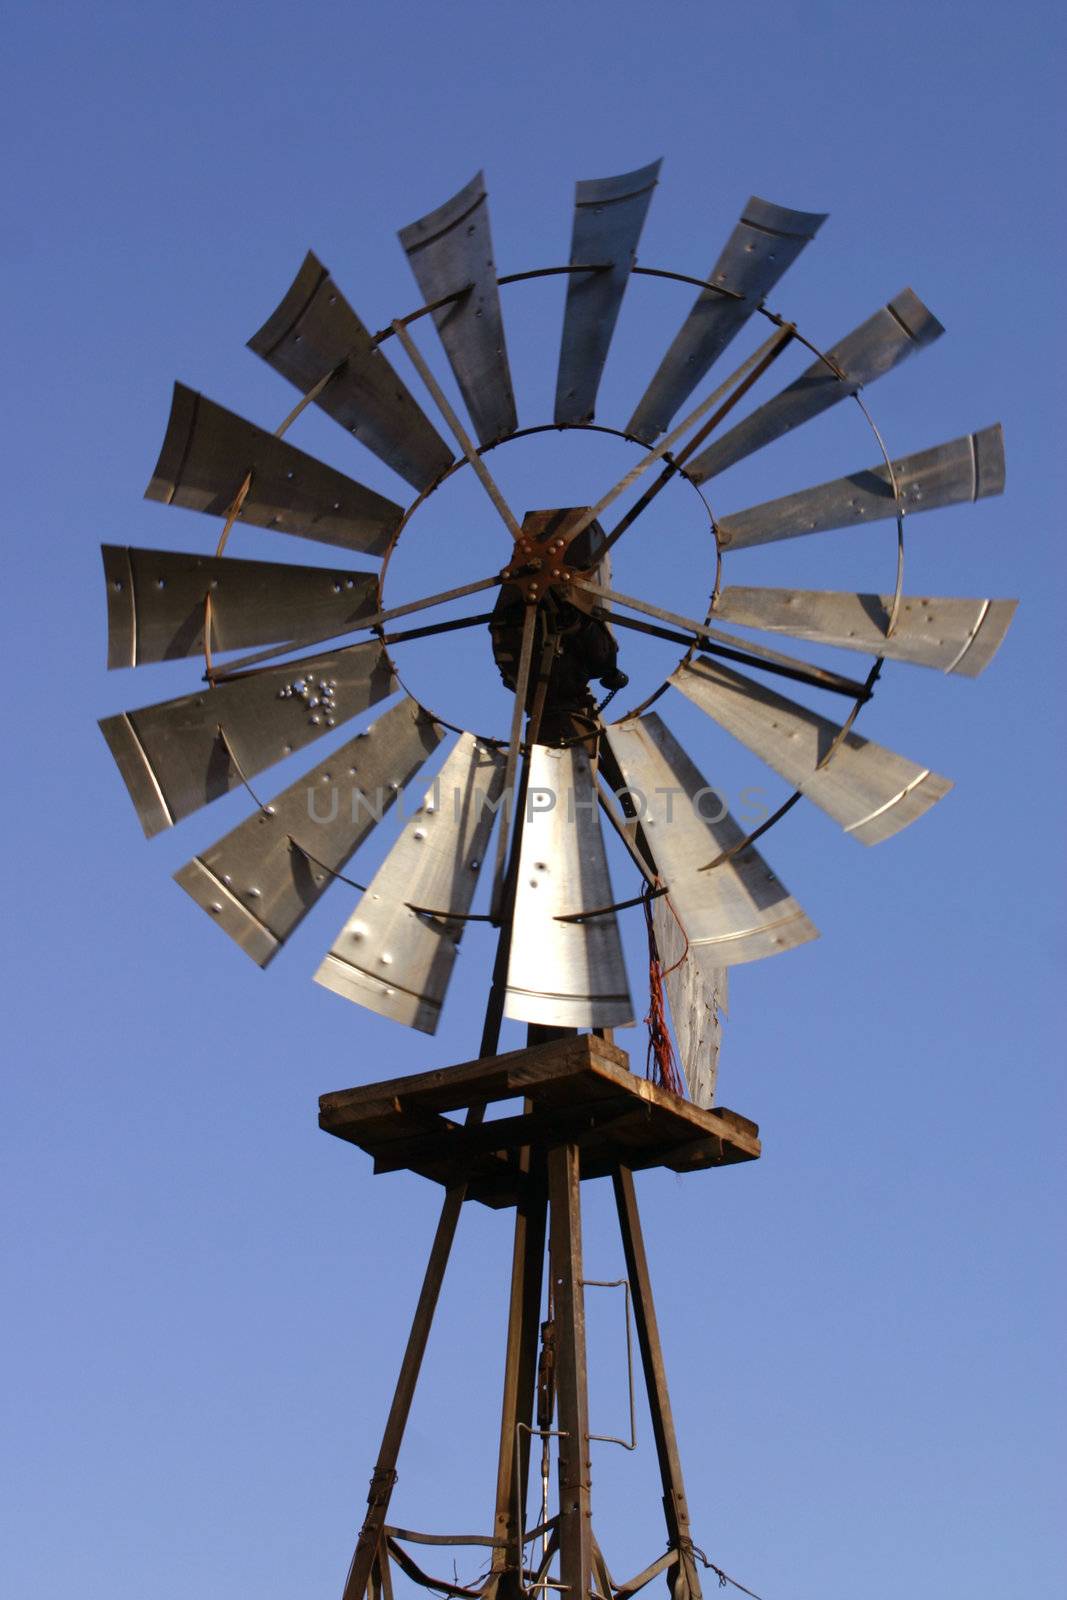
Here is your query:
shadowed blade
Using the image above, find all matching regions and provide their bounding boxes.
[398,172,517,448]
[651,896,725,1109]
[505,744,634,1029]
[555,160,661,425]
[175,698,443,966]
[716,424,1005,550]
[102,546,377,669]
[605,714,819,965]
[145,383,403,555]
[248,252,453,491]
[686,288,944,481]
[627,196,827,444]
[99,641,396,838]
[672,656,952,845]
[714,587,1017,676]
[315,733,506,1033]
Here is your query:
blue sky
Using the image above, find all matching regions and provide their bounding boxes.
[3,2,1065,1597]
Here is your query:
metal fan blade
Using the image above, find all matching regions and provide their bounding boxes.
[672,656,952,845]
[651,895,725,1109]
[713,586,1017,676]
[626,196,828,445]
[174,697,444,966]
[99,641,396,838]
[716,424,1005,550]
[247,252,453,491]
[554,160,661,426]
[605,714,819,965]
[315,733,506,1033]
[686,288,944,482]
[144,383,403,555]
[504,744,634,1029]
[102,546,377,669]
[398,172,518,448]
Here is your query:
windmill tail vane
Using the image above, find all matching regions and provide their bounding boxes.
[98,160,1014,1600]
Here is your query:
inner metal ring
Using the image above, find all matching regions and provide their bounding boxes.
[375,420,719,743]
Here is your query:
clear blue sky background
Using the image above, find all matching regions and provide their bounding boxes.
[3,3,1065,1597]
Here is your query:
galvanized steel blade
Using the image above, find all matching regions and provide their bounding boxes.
[99,641,396,838]
[398,173,518,448]
[247,252,453,491]
[174,697,444,966]
[650,894,724,1109]
[102,546,377,669]
[315,732,507,1034]
[554,160,661,426]
[713,586,1017,676]
[144,383,404,555]
[605,713,819,966]
[626,196,828,444]
[685,289,944,482]
[504,744,634,1029]
[716,424,1005,550]
[671,655,952,845]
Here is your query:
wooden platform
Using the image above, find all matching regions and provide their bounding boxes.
[319,1035,760,1208]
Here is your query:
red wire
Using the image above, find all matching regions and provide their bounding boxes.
[643,886,686,1099]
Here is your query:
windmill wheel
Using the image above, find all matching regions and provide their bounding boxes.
[99,164,1015,1101]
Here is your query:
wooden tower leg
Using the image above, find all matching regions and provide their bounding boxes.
[612,1166,703,1600]
[549,1143,593,1600]
[341,1181,467,1600]
[493,1024,573,1595]
[490,1157,549,1597]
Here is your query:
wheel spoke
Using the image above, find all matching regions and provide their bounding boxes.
[560,324,795,556]
[489,602,540,918]
[392,318,524,543]
[208,573,505,679]
[574,578,872,699]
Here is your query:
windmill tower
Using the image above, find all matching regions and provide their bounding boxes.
[99,162,1014,1599]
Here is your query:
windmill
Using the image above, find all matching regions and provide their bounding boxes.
[99,162,1014,1600]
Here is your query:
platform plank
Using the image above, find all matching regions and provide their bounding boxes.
[320,1034,629,1122]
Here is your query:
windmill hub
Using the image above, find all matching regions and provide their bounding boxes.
[491,506,628,727]
[500,506,595,598]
